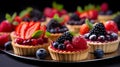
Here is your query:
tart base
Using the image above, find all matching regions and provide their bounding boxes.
[48,45,90,62]
[87,39,120,53]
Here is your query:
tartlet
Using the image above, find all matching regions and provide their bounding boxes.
[48,31,90,62]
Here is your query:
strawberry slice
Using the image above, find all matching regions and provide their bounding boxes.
[20,22,29,39]
[40,25,46,37]
[28,21,35,27]
[25,22,40,39]
[15,23,24,36]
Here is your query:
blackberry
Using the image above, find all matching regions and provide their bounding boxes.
[30,9,43,19]
[70,13,80,21]
[89,23,107,37]
[113,14,120,30]
[56,31,73,43]
[22,17,30,22]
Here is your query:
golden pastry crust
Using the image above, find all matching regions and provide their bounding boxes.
[98,15,113,21]
[48,45,90,62]
[47,33,62,41]
[66,24,81,34]
[10,31,19,41]
[87,39,120,53]
[12,39,51,56]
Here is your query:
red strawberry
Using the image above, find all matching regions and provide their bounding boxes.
[80,24,90,35]
[40,25,46,37]
[61,14,70,25]
[0,20,13,32]
[20,22,29,39]
[0,34,9,47]
[15,23,24,36]
[25,22,40,39]
[60,9,67,15]
[72,36,87,50]
[88,10,98,20]
[100,2,108,12]
[44,7,53,17]
[14,16,22,23]
[104,20,118,34]
[80,12,89,19]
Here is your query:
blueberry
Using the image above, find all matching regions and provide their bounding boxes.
[94,49,104,59]
[106,35,112,41]
[111,33,118,40]
[58,44,65,50]
[97,35,105,42]
[84,33,90,39]
[106,10,113,15]
[36,48,47,59]
[49,29,56,33]
[4,41,12,50]
[53,42,59,48]
[32,17,39,22]
[89,34,97,41]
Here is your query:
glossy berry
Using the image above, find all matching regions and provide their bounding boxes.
[66,44,74,51]
[22,17,30,22]
[70,13,80,21]
[100,2,108,12]
[111,32,118,40]
[36,48,47,59]
[89,34,97,41]
[4,41,12,50]
[106,35,112,41]
[37,38,43,44]
[64,40,71,45]
[53,42,59,49]
[58,44,65,50]
[15,38,24,44]
[84,33,90,39]
[94,49,104,59]
[43,37,48,43]
[72,36,87,49]
[31,39,38,45]
[97,35,105,42]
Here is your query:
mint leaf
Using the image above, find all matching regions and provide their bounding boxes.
[53,14,59,20]
[85,19,93,30]
[32,30,43,38]
[77,6,83,12]
[52,2,63,11]
[13,21,19,25]
[70,31,76,36]
[45,31,51,37]
[19,7,33,18]
[12,12,17,21]
[5,13,12,22]
[87,4,95,10]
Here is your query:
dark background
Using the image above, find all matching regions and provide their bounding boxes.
[0,0,119,13]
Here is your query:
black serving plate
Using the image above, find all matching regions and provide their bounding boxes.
[0,45,120,64]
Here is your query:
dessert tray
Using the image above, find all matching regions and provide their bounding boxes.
[0,45,120,63]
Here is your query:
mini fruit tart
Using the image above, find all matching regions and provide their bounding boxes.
[84,23,119,53]
[46,14,68,41]
[48,31,90,62]
[11,22,51,56]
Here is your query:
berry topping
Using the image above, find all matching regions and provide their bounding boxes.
[70,13,80,21]
[0,34,9,47]
[56,31,73,43]
[58,44,66,50]
[100,2,108,12]
[104,20,118,34]
[72,36,87,49]
[85,22,118,42]
[36,48,47,59]
[53,42,59,49]
[47,19,68,33]
[4,41,12,50]
[89,23,107,37]
[94,49,104,59]
[113,14,120,30]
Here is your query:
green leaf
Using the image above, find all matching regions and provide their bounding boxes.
[19,7,33,18]
[70,31,76,36]
[53,14,59,20]
[77,6,83,12]
[12,12,17,21]
[87,4,95,10]
[45,31,51,37]
[13,21,19,25]
[96,5,100,11]
[5,13,12,22]
[112,11,120,19]
[52,2,63,11]
[32,30,43,38]
[85,19,93,30]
